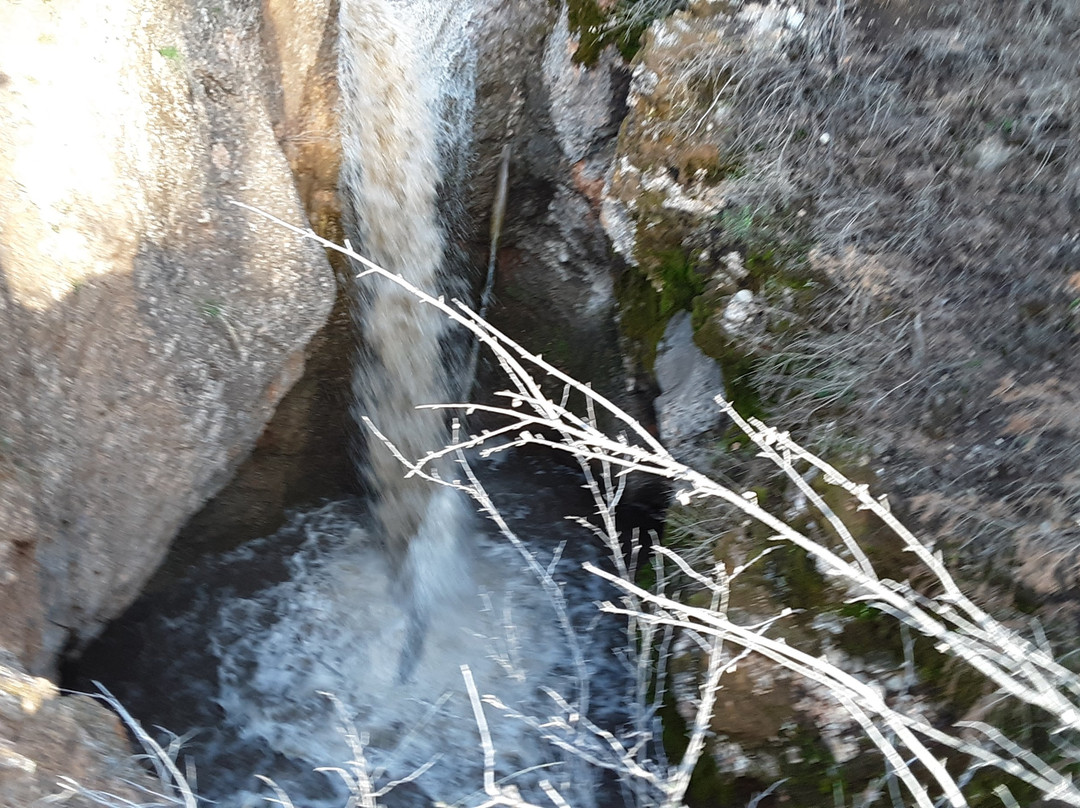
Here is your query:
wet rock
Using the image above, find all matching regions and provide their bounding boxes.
[543,12,621,166]
[654,312,725,460]
[971,136,1016,172]
[721,288,765,340]
[472,2,629,396]
[600,7,739,383]
[262,0,343,233]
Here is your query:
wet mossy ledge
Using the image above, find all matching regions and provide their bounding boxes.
[599,6,865,796]
[565,0,680,65]
[614,196,818,418]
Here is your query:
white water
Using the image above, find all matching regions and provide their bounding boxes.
[205,490,616,807]
[84,460,628,807]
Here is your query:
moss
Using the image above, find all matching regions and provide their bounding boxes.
[912,635,989,720]
[836,602,904,662]
[679,203,819,420]
[665,705,869,807]
[691,337,762,419]
[541,335,574,368]
[634,203,693,284]
[656,248,704,314]
[811,462,913,579]
[957,700,1079,807]
[566,0,610,65]
[616,263,669,370]
[836,603,991,723]
[719,205,815,293]
[719,353,765,420]
[620,122,742,184]
[962,771,1042,808]
[689,295,765,419]
[1012,583,1042,614]
[766,544,827,610]
[566,0,671,65]
[616,211,704,370]
[775,723,854,801]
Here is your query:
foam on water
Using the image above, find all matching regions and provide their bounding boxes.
[137,461,626,808]
[213,508,575,800]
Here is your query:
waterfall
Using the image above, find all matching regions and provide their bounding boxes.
[338,0,476,659]
[71,5,630,805]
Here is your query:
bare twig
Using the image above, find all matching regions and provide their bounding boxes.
[241,200,1080,807]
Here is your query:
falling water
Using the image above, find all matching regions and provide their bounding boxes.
[339,0,474,597]
[337,0,490,684]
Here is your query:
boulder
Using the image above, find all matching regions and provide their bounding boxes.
[0,0,335,672]
[654,312,725,460]
[0,651,159,807]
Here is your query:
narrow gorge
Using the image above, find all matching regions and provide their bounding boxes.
[5,0,1080,806]
[60,0,634,805]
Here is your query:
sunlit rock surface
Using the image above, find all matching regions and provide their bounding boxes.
[0,0,335,672]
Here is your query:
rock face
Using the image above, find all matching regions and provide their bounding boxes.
[160,0,358,567]
[0,0,335,673]
[1,651,160,807]
[469,1,629,397]
[0,1,637,804]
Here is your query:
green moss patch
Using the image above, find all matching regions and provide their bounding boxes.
[655,248,704,313]
[719,204,814,291]
[616,205,706,370]
[567,0,677,65]
[616,262,669,370]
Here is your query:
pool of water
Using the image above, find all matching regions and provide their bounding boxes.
[72,451,637,808]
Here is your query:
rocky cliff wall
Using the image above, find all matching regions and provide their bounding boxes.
[0,0,336,675]
[466,2,630,398]
[600,1,1080,801]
